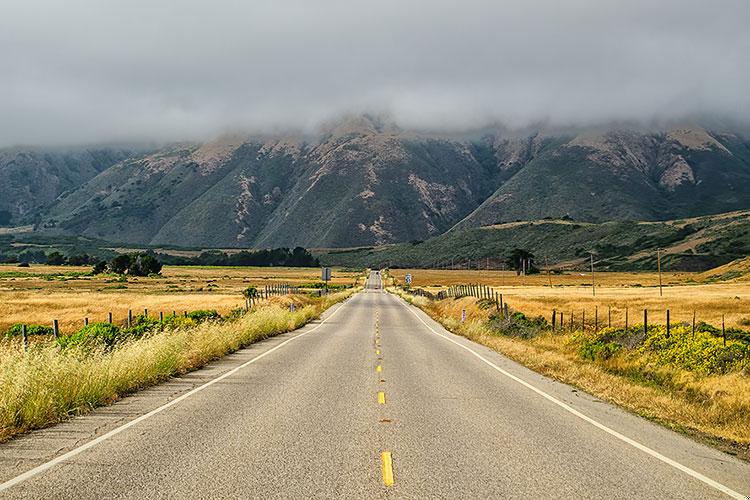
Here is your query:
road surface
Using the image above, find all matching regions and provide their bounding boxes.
[1,271,748,498]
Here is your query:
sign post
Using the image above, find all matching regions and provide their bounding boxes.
[321,267,331,293]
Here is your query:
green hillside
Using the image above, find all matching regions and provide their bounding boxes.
[319,210,750,271]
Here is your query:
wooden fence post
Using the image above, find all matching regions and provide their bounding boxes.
[666,309,670,337]
[84,317,89,327]
[22,324,28,351]
[128,310,132,328]
[722,315,726,346]
[53,319,59,339]
[108,312,113,324]
[644,310,648,335]
[552,309,556,331]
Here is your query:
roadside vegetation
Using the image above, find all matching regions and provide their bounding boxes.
[0,290,354,442]
[391,287,750,458]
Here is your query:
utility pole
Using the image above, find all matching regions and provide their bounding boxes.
[657,248,663,297]
[590,252,595,297]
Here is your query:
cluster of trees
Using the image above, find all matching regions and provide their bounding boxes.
[162,247,319,267]
[93,253,162,276]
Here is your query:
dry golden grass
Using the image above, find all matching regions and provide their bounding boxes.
[393,290,750,453]
[0,264,363,334]
[0,289,354,441]
[390,269,750,329]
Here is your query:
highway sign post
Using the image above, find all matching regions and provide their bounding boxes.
[405,273,412,286]
[322,267,331,293]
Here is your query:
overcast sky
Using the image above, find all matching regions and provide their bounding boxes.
[1,0,748,146]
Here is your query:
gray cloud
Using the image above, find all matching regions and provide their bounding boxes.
[1,0,748,146]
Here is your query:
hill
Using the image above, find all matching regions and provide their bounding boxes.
[318,210,750,271]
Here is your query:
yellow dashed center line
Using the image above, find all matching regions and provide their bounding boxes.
[377,391,386,404]
[381,451,394,486]
[376,365,382,373]
[375,349,381,355]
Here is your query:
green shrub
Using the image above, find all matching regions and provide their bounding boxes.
[4,323,54,337]
[579,340,621,361]
[186,310,221,322]
[58,323,122,349]
[487,310,548,339]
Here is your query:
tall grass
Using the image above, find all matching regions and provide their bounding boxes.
[0,291,353,441]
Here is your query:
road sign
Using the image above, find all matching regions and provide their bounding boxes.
[405,273,412,285]
[321,267,331,282]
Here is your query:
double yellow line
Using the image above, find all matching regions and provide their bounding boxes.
[375,307,394,488]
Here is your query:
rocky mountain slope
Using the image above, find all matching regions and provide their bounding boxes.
[5,117,750,248]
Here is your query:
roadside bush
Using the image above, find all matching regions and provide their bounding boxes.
[186,310,221,322]
[58,323,122,349]
[579,341,621,361]
[572,325,750,375]
[4,323,54,337]
[487,310,548,339]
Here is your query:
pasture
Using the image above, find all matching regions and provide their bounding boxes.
[0,264,362,335]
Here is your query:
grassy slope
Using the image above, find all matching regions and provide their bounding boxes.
[320,210,750,271]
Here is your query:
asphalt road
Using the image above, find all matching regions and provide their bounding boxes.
[1,271,749,498]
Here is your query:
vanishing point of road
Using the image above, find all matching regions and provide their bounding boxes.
[1,272,748,498]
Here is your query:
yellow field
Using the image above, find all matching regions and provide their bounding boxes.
[0,264,362,335]
[389,269,750,329]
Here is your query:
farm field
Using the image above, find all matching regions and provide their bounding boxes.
[389,269,750,329]
[0,264,362,335]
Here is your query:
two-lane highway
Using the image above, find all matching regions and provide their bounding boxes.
[1,271,748,498]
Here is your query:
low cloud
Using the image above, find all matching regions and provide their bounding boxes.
[1,0,748,146]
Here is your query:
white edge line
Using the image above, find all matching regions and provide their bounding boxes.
[394,294,745,500]
[0,298,350,492]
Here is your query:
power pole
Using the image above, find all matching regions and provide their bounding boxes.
[590,253,595,297]
[657,248,663,297]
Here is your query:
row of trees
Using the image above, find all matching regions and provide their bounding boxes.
[0,250,100,266]
[162,247,319,267]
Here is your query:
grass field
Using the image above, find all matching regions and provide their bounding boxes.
[389,269,750,329]
[0,264,363,335]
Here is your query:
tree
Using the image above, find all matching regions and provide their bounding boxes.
[108,255,131,274]
[129,253,162,276]
[92,261,108,274]
[506,248,538,275]
[46,251,66,265]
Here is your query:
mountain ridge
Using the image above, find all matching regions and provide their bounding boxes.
[3,118,749,248]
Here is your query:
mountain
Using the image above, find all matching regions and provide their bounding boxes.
[0,146,148,227]
[5,117,750,248]
[454,125,750,229]
[318,210,750,272]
